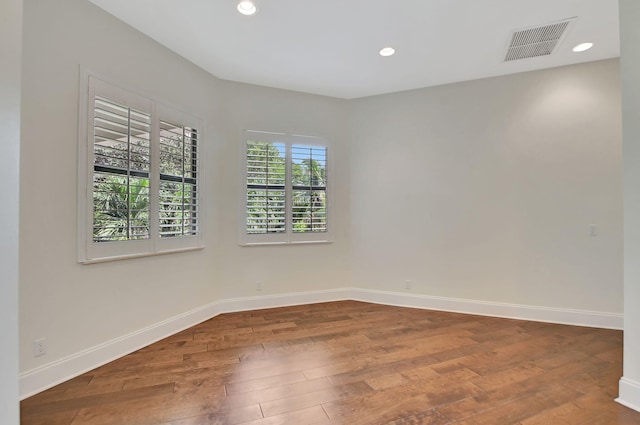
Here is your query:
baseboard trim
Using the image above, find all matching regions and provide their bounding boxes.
[216,288,353,314]
[19,300,224,400]
[18,288,352,399]
[617,377,640,413]
[351,288,623,330]
[19,287,622,399]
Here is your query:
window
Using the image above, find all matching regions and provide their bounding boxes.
[78,74,203,263]
[241,130,331,245]
[158,120,199,239]
[92,96,151,242]
[246,140,287,235]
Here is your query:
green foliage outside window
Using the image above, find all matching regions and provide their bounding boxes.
[93,175,150,241]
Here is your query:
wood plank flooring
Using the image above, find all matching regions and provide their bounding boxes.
[20,301,640,424]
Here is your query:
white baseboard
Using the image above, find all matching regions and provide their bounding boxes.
[19,287,623,399]
[19,300,224,400]
[216,288,353,314]
[617,377,640,413]
[350,288,624,330]
[18,288,352,399]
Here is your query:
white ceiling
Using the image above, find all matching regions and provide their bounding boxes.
[88,0,620,99]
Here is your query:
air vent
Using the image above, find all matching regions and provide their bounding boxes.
[505,18,575,61]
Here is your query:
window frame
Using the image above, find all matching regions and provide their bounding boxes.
[239,130,333,246]
[77,72,204,264]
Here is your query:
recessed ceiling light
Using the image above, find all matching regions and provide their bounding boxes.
[237,0,257,16]
[379,47,395,57]
[572,42,594,53]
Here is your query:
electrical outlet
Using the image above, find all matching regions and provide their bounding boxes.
[404,280,412,290]
[256,280,263,291]
[33,338,47,357]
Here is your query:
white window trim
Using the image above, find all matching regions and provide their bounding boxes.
[77,70,205,264]
[239,129,333,246]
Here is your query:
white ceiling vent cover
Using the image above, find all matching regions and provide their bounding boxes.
[505,18,576,62]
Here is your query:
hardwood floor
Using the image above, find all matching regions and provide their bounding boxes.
[21,301,640,424]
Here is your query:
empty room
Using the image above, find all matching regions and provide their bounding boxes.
[3,0,640,424]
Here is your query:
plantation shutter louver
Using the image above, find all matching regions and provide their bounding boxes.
[241,130,331,245]
[92,96,151,242]
[159,121,199,238]
[291,145,327,233]
[246,141,287,234]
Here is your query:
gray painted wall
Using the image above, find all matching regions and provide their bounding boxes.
[350,60,622,312]
[1,0,22,422]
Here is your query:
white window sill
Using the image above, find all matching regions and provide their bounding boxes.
[80,245,205,264]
